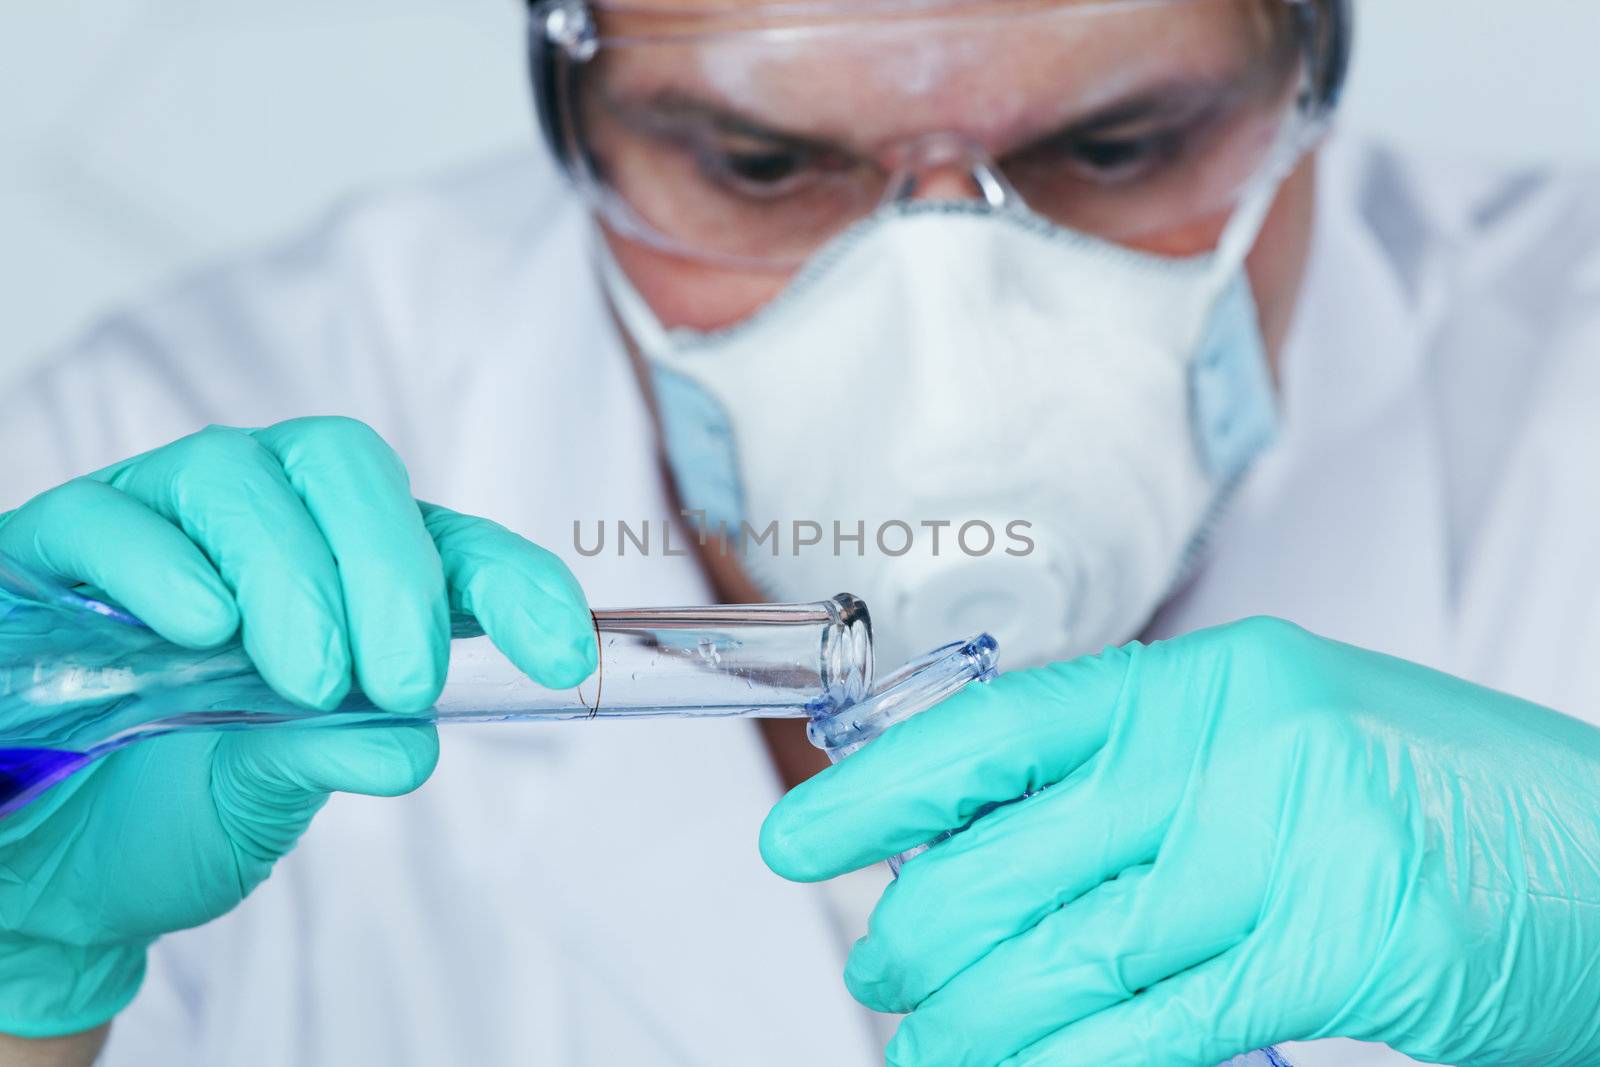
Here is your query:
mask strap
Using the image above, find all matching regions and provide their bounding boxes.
[1205,116,1311,290]
[593,230,676,361]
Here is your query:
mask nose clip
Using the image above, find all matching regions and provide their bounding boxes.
[881,134,1015,211]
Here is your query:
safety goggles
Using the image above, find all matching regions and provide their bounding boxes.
[529,0,1351,269]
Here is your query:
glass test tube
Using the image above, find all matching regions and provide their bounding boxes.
[450,595,874,721]
[0,550,874,814]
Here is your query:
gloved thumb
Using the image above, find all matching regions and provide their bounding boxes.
[761,645,1132,882]
[210,724,439,868]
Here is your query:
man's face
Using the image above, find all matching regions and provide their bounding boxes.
[583,0,1319,363]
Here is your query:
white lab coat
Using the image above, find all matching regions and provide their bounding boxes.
[1,133,1596,1066]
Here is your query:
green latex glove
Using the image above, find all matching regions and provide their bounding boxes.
[0,417,596,1038]
[762,617,1600,1067]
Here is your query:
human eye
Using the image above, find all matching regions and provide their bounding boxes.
[1059,128,1185,183]
[693,129,835,199]
[1009,95,1225,189]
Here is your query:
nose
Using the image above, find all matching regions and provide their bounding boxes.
[882,133,1013,208]
[910,168,996,201]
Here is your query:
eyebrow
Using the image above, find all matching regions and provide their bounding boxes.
[602,88,853,156]
[603,75,1247,158]
[1061,81,1237,135]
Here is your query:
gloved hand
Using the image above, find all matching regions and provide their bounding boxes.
[0,417,596,1038]
[762,617,1600,1067]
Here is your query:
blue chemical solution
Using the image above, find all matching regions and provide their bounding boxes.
[0,747,92,817]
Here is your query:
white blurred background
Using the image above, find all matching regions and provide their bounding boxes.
[3,0,1599,384]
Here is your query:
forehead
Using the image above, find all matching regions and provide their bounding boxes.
[590,0,1261,47]
[596,0,1196,16]
[591,0,1280,150]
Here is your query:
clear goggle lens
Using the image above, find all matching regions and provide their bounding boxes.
[543,0,1327,267]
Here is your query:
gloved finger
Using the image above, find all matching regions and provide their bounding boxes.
[885,840,1262,1066]
[846,770,1161,1014]
[421,502,596,690]
[1002,943,1276,1067]
[253,418,449,713]
[882,869,1152,1066]
[94,425,352,710]
[849,672,1253,1016]
[210,723,440,871]
[0,478,238,647]
[761,647,1133,882]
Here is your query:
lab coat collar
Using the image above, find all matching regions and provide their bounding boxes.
[1272,134,1437,452]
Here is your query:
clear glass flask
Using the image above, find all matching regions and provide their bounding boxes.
[0,552,872,815]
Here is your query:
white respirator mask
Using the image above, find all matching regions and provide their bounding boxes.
[601,189,1282,668]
